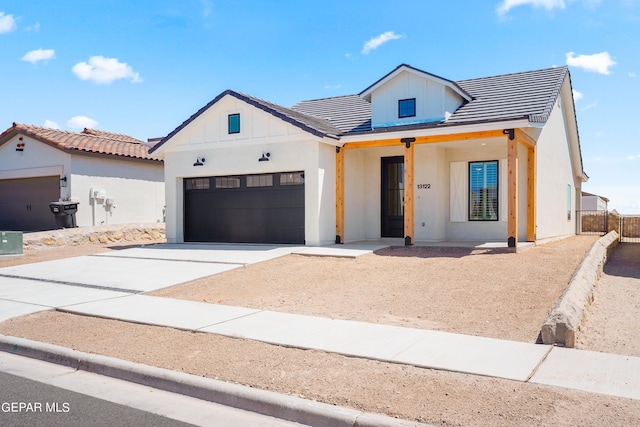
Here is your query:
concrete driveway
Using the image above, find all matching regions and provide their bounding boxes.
[0,243,385,322]
[0,244,308,322]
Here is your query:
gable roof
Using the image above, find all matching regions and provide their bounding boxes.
[291,95,372,134]
[150,90,342,154]
[0,123,159,161]
[152,64,575,152]
[293,65,571,135]
[451,66,569,125]
[359,63,472,102]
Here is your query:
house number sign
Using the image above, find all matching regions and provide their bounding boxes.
[417,184,431,189]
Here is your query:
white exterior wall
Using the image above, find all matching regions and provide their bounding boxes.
[414,145,448,241]
[0,134,69,196]
[70,157,165,226]
[342,139,526,243]
[370,71,464,127]
[159,94,337,245]
[581,195,607,211]
[535,97,580,239]
[0,134,165,227]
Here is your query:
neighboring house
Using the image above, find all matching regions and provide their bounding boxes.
[581,191,609,211]
[0,123,165,231]
[150,64,586,248]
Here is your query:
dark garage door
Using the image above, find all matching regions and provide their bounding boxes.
[184,172,305,244]
[0,176,59,231]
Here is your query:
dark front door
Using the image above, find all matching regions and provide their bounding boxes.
[381,156,404,238]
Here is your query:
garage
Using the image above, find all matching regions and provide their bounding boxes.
[184,171,305,244]
[0,176,59,231]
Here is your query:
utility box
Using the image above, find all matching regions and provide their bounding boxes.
[0,231,23,255]
[49,201,79,228]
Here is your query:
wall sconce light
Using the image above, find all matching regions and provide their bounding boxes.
[193,156,205,167]
[59,175,67,187]
[259,152,270,162]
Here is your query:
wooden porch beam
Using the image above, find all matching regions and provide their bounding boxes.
[335,147,344,244]
[404,141,414,245]
[341,129,507,150]
[514,128,537,148]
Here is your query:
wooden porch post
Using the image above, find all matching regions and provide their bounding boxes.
[506,130,518,248]
[335,146,344,244]
[403,139,414,246]
[526,145,536,242]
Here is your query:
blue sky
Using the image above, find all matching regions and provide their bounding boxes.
[1,0,638,213]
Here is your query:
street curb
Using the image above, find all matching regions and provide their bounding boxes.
[0,334,429,427]
[540,231,619,347]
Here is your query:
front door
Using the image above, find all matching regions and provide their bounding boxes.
[381,156,404,238]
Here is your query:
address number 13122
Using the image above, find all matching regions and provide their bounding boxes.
[417,184,431,189]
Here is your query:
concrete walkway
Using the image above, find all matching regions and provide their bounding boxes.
[1,243,640,407]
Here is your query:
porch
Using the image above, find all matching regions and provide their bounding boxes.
[335,128,537,248]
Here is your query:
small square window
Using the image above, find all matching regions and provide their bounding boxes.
[228,114,240,134]
[398,98,416,118]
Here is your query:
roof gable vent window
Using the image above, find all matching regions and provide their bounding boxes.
[398,98,416,118]
[228,113,240,134]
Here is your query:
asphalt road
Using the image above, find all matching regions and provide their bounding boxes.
[0,371,194,427]
[0,352,305,427]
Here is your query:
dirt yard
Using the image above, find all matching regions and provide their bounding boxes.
[2,236,640,426]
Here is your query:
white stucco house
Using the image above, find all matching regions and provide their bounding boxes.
[581,191,608,211]
[0,123,165,231]
[150,64,585,248]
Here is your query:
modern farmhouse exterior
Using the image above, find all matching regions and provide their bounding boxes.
[0,123,165,231]
[151,64,585,247]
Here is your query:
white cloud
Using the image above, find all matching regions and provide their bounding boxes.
[26,22,40,32]
[67,116,98,129]
[21,48,55,64]
[43,120,59,129]
[72,55,142,84]
[630,72,637,78]
[0,12,17,33]
[572,89,583,101]
[361,31,403,55]
[496,0,565,15]
[566,51,616,75]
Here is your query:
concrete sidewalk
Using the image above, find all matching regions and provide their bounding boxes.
[1,241,640,425]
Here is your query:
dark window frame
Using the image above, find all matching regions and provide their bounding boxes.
[398,98,416,118]
[228,113,240,134]
[468,160,499,221]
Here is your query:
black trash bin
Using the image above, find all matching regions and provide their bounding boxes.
[49,201,79,228]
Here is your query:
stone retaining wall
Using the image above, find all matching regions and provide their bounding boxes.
[540,231,619,347]
[23,223,166,250]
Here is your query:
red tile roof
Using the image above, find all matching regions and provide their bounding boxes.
[0,123,160,161]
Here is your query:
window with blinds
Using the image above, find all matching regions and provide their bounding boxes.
[469,161,498,221]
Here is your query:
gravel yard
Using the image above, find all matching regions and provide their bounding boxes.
[2,235,640,426]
